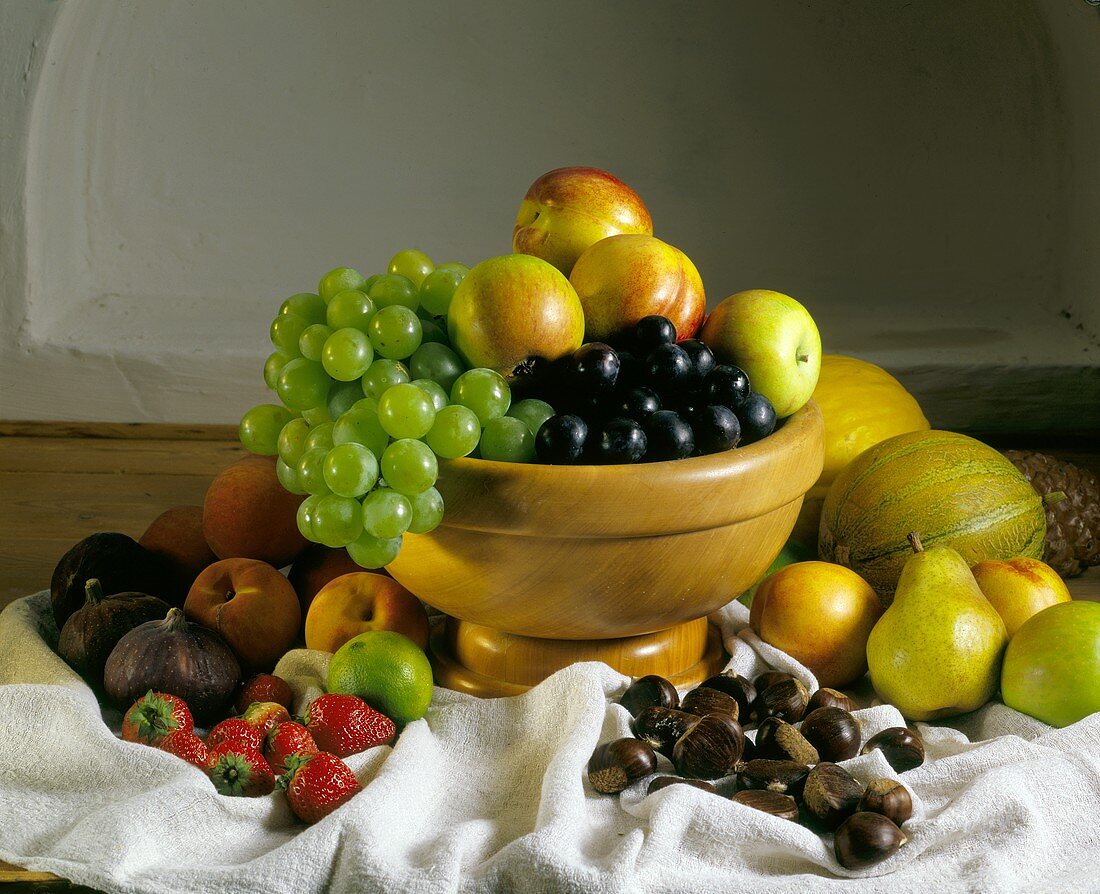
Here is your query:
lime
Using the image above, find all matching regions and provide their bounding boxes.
[326,630,433,725]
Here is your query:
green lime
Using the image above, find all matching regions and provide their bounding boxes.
[327,630,434,725]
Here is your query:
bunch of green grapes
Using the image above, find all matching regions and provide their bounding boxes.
[237,250,555,569]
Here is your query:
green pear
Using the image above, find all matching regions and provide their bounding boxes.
[866,532,1008,720]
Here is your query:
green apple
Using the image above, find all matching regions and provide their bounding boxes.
[447,254,585,376]
[699,290,821,418]
[1001,600,1100,727]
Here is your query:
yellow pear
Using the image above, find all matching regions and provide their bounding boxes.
[866,533,1008,720]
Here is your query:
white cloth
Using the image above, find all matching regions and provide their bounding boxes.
[1,590,1098,894]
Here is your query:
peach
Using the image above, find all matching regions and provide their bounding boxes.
[972,557,1071,638]
[203,456,307,568]
[139,505,217,604]
[185,558,301,671]
[287,545,366,616]
[305,572,429,654]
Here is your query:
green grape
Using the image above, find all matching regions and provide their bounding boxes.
[296,494,324,542]
[321,327,374,381]
[409,343,465,392]
[368,273,419,310]
[276,458,308,495]
[425,405,480,459]
[361,488,412,539]
[377,382,436,439]
[312,494,363,548]
[418,263,468,317]
[407,487,444,534]
[299,324,333,362]
[277,358,331,410]
[363,273,382,293]
[327,379,363,419]
[296,447,333,496]
[304,421,335,452]
[324,443,380,497]
[388,249,434,287]
[319,267,366,303]
[361,359,410,400]
[368,305,422,360]
[280,292,327,324]
[351,396,379,413]
[381,439,438,495]
[333,405,389,456]
[507,399,556,436]
[479,416,536,463]
[301,404,333,426]
[239,404,294,455]
[326,289,376,331]
[264,351,292,390]
[419,318,449,347]
[451,368,510,425]
[278,417,312,466]
[270,313,308,355]
[346,531,402,569]
[411,378,448,411]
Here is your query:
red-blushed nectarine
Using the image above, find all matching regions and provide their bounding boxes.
[202,456,307,568]
[185,558,301,671]
[139,505,217,605]
[287,544,369,616]
[305,571,429,654]
[971,557,1071,638]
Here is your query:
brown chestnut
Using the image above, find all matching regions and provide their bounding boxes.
[754,717,820,764]
[699,672,756,719]
[633,706,697,757]
[647,776,717,796]
[799,706,861,762]
[732,788,799,821]
[672,714,745,779]
[752,677,809,723]
[862,727,925,773]
[681,685,740,721]
[806,687,855,714]
[619,675,679,717]
[753,670,794,692]
[834,811,907,870]
[736,759,810,797]
[588,738,657,794]
[802,762,864,829]
[859,778,913,826]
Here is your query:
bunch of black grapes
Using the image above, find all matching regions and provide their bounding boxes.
[516,315,778,464]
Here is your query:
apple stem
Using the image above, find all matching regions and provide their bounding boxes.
[907,532,924,554]
[797,352,810,364]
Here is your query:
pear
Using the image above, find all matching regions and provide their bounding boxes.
[866,533,1008,720]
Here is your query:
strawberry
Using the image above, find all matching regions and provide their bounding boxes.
[303,694,395,758]
[235,674,293,714]
[207,718,264,753]
[264,721,318,774]
[240,701,292,738]
[280,752,361,823]
[121,691,193,746]
[158,729,209,770]
[207,741,275,797]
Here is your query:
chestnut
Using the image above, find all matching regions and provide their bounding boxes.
[754,717,820,764]
[753,670,794,692]
[588,738,657,794]
[632,706,697,757]
[681,685,740,721]
[699,672,756,719]
[672,714,745,779]
[806,687,856,715]
[647,776,717,796]
[859,778,913,826]
[732,788,799,821]
[802,762,864,829]
[752,677,809,723]
[736,759,810,797]
[834,811,907,870]
[619,674,679,717]
[862,727,925,773]
[799,706,861,762]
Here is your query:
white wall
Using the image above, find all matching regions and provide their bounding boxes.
[2,0,1097,431]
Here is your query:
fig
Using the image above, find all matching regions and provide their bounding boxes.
[104,608,241,723]
[57,579,170,689]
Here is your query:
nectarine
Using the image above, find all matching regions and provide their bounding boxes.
[305,572,429,654]
[288,545,367,616]
[139,505,217,604]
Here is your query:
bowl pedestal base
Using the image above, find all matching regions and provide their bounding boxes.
[429,615,728,697]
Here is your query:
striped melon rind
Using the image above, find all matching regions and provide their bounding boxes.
[819,430,1045,602]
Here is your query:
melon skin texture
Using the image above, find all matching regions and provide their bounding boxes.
[818,430,1045,603]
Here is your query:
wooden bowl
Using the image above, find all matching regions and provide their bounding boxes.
[388,401,824,642]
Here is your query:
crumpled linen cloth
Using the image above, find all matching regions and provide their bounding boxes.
[1,590,1098,894]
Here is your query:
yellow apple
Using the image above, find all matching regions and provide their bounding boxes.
[971,557,1071,638]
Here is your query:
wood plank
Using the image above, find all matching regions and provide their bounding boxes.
[0,437,243,476]
[0,421,237,441]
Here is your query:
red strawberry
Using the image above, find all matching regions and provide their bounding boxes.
[207,718,264,753]
[264,721,318,774]
[121,691,193,746]
[280,752,361,823]
[303,694,395,758]
[158,729,209,770]
[240,701,292,738]
[207,741,275,797]
[235,674,293,714]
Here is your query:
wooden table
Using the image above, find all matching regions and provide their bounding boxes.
[0,421,1097,888]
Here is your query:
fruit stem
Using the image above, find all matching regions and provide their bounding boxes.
[907,532,924,554]
[797,353,810,364]
[1043,490,1067,506]
[163,607,187,629]
[84,578,104,605]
